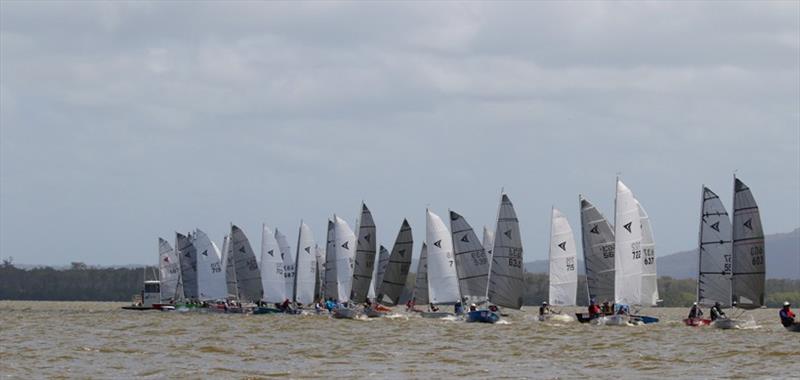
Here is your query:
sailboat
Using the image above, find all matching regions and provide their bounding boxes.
[637,200,659,307]
[330,215,358,319]
[260,225,286,305]
[575,196,615,323]
[351,203,377,304]
[376,219,413,306]
[221,234,237,299]
[192,229,227,301]
[449,211,490,306]
[275,228,294,303]
[422,209,461,318]
[176,232,197,301]
[541,207,577,323]
[229,225,264,303]
[158,237,181,303]
[604,179,644,326]
[293,222,317,307]
[486,194,525,311]
[410,243,429,311]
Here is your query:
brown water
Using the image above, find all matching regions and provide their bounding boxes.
[0,301,797,379]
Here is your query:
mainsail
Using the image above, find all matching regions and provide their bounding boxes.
[293,222,317,305]
[731,177,765,309]
[377,219,413,305]
[637,200,659,306]
[158,238,181,302]
[275,229,295,302]
[192,229,227,301]
[487,194,525,309]
[482,227,494,258]
[697,186,732,307]
[580,195,615,304]
[221,234,237,298]
[548,208,577,306]
[230,225,264,302]
[449,210,489,303]
[332,215,356,303]
[176,232,197,300]
[260,224,286,303]
[324,220,336,300]
[412,243,429,305]
[351,203,377,303]
[426,210,461,304]
[374,246,390,296]
[613,180,643,306]
[315,244,325,300]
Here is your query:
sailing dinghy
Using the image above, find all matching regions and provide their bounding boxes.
[377,220,413,306]
[422,209,461,318]
[541,207,577,323]
[576,196,615,323]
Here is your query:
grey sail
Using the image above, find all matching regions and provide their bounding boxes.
[731,178,765,309]
[324,220,337,300]
[275,229,294,302]
[487,193,525,309]
[697,186,733,307]
[579,196,615,304]
[158,237,181,302]
[230,225,264,302]
[449,211,489,303]
[221,234,238,298]
[374,245,390,295]
[378,219,413,305]
[315,244,325,300]
[412,243,429,305]
[176,232,197,300]
[351,203,377,303]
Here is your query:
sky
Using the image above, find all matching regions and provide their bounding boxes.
[1,1,798,266]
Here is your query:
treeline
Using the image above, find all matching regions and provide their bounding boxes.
[2,261,798,307]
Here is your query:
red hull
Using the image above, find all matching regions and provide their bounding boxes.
[683,318,711,326]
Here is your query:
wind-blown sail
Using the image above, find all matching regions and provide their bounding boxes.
[637,200,659,306]
[260,225,286,303]
[731,178,765,309]
[275,229,294,302]
[374,246,390,295]
[697,186,732,307]
[450,211,489,303]
[377,219,413,305]
[426,210,461,304]
[614,180,643,306]
[580,196,615,304]
[324,220,336,300]
[230,225,264,302]
[192,229,227,300]
[482,227,494,258]
[158,238,181,302]
[487,194,525,309]
[221,235,237,298]
[548,208,578,306]
[293,222,317,305]
[413,243,429,305]
[176,232,197,300]
[315,244,325,300]
[351,203,377,303]
[332,215,356,303]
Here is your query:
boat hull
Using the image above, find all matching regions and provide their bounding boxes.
[332,308,357,319]
[538,314,574,323]
[683,318,712,326]
[631,315,659,324]
[364,308,386,318]
[785,323,800,332]
[466,310,500,323]
[713,318,743,329]
[420,312,454,319]
[253,307,283,315]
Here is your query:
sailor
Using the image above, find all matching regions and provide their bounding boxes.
[709,302,726,321]
[588,301,602,319]
[454,300,463,315]
[406,298,416,311]
[429,303,439,312]
[601,301,612,315]
[688,302,703,319]
[469,303,477,312]
[325,298,335,312]
[779,301,796,327]
[280,298,291,312]
[539,302,551,316]
[488,304,499,312]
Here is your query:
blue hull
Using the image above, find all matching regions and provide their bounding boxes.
[632,315,659,324]
[466,310,500,324]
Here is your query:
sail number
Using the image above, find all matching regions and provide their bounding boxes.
[631,242,642,260]
[210,263,222,273]
[750,246,764,266]
[247,258,258,271]
[508,248,523,268]
[601,244,614,259]
[643,248,655,266]
[471,250,488,266]
[723,254,732,274]
[565,257,575,271]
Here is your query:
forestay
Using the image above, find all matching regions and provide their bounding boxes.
[487,194,525,309]
[413,243,429,305]
[697,186,732,307]
[377,220,413,306]
[613,180,643,306]
[260,225,286,303]
[158,238,182,302]
[192,229,227,301]
[275,229,295,302]
[332,215,356,303]
[351,203,377,303]
[449,211,489,303]
[176,232,197,300]
[293,222,317,305]
[579,196,615,305]
[731,178,765,309]
[548,208,577,306]
[637,200,659,306]
[230,225,264,302]
[426,210,461,305]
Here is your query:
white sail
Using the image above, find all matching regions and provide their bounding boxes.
[333,215,356,303]
[373,245,390,297]
[230,225,264,302]
[293,222,317,305]
[579,196,615,305]
[158,238,181,302]
[413,243,429,305]
[221,234,237,298]
[351,203,377,303]
[260,224,286,303]
[426,210,461,304]
[192,229,227,300]
[487,194,525,309]
[637,200,659,306]
[482,226,495,258]
[697,186,732,307]
[176,232,197,300]
[731,177,765,309]
[449,211,490,303]
[324,220,336,300]
[377,219,413,305]
[548,208,578,306]
[613,180,643,306]
[275,229,295,301]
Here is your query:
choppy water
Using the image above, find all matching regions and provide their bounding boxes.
[0,302,798,379]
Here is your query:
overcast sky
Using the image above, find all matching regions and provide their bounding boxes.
[1,1,798,267]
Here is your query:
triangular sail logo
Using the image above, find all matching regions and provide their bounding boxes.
[364,234,371,243]
[239,246,246,253]
[504,229,513,239]
[590,225,599,234]
[461,234,469,243]
[342,241,349,250]
[558,242,567,251]
[305,246,311,254]
[267,249,274,257]
[163,257,170,263]
[743,219,753,230]
[623,222,632,233]
[710,222,720,232]
[184,251,191,258]
[201,250,208,257]
[433,240,442,248]
[398,249,406,257]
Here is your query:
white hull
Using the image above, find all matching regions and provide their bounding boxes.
[713,318,757,329]
[592,315,631,326]
[538,314,574,323]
